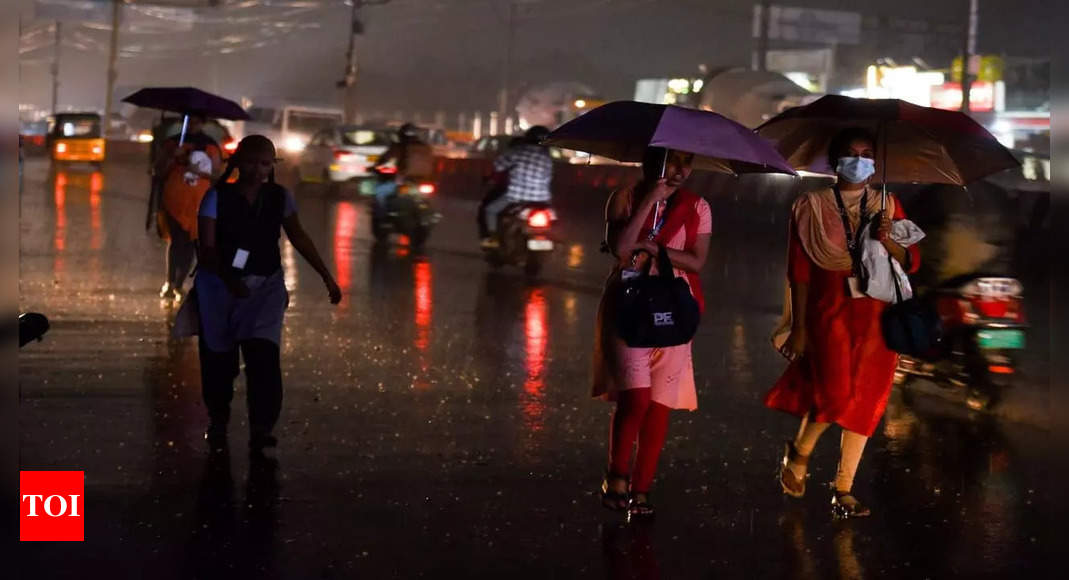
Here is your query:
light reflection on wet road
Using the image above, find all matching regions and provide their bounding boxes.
[18,158,1052,578]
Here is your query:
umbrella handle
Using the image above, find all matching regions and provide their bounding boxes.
[178,114,189,147]
[879,120,888,210]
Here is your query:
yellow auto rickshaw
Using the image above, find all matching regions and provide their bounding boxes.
[50,112,106,169]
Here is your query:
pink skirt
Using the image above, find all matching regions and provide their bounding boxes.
[591,273,698,411]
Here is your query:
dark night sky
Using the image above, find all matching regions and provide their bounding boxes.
[18,0,1051,117]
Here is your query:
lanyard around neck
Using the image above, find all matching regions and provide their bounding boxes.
[832,185,869,253]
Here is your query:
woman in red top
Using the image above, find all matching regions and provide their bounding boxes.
[764,128,921,518]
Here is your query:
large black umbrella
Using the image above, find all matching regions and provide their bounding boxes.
[124,87,248,231]
[122,86,249,145]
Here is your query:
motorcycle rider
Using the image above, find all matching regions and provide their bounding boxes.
[479,125,554,249]
[372,123,434,219]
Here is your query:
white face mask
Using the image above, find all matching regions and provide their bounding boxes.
[836,156,876,184]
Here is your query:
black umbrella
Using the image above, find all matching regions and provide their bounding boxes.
[125,87,249,231]
[122,86,249,145]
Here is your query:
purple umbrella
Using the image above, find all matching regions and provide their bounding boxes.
[545,100,797,175]
[122,86,249,146]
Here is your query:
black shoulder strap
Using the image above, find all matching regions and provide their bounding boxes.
[832,185,869,275]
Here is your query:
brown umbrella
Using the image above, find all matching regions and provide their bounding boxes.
[756,95,1020,205]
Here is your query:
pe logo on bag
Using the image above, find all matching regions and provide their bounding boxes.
[653,312,675,327]
[20,471,84,541]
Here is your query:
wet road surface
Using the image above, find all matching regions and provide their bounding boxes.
[19,157,1053,578]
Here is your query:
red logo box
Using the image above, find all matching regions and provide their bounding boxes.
[20,471,84,541]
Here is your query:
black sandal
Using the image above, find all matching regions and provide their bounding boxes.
[831,491,872,519]
[628,491,655,519]
[601,472,630,512]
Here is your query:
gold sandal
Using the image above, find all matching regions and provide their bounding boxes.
[780,441,809,498]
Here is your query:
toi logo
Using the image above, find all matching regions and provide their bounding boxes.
[20,471,84,541]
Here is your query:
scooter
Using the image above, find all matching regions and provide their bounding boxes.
[369,166,440,248]
[894,275,1026,411]
[484,202,558,277]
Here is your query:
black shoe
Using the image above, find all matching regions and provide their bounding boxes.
[249,434,278,451]
[831,491,872,519]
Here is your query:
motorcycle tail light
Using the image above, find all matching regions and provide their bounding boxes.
[974,297,1009,319]
[528,210,550,229]
[418,183,435,195]
[333,149,355,161]
[988,365,1014,374]
[223,140,238,153]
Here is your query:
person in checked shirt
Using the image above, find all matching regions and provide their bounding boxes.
[480,125,554,249]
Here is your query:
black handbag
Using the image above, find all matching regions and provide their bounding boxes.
[615,245,700,348]
[880,255,943,356]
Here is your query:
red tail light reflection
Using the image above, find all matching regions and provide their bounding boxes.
[413,261,433,388]
[333,202,358,299]
[523,289,548,437]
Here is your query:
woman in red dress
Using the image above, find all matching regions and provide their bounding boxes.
[764,128,921,518]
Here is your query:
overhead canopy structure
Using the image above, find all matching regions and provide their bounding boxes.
[697,68,815,129]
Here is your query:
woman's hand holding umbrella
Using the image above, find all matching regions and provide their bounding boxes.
[645,178,675,203]
[873,212,893,242]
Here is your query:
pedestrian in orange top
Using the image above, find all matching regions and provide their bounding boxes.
[156,115,221,300]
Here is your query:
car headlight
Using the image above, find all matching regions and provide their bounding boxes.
[283,135,306,154]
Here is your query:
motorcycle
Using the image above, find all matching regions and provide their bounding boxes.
[483,202,558,277]
[894,275,1026,411]
[19,312,50,348]
[369,166,440,248]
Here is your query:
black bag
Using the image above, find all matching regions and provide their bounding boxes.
[615,246,700,348]
[881,255,943,356]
